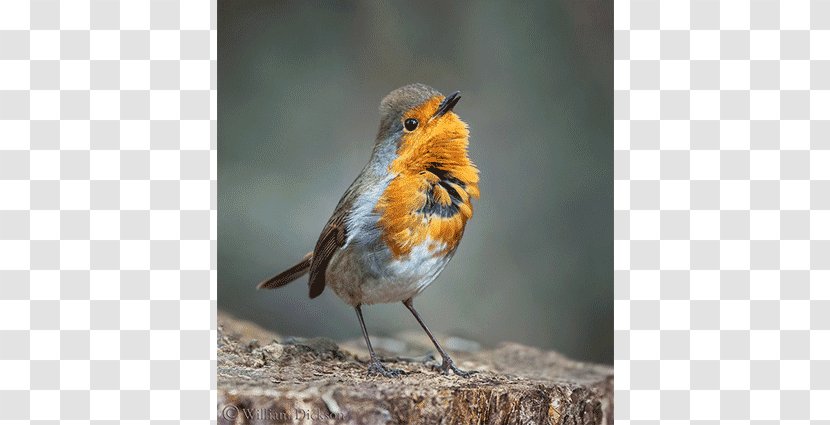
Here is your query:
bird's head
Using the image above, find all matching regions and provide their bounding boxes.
[375,84,469,169]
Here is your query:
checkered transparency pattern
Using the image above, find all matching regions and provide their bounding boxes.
[0,0,216,421]
[616,0,829,422]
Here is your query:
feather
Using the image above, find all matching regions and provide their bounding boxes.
[308,220,346,299]
[257,252,313,289]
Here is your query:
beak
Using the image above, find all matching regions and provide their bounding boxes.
[432,91,461,119]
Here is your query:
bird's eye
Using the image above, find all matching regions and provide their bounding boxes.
[404,118,419,131]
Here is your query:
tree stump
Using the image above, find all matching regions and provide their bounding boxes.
[218,312,613,424]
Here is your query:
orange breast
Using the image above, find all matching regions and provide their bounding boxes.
[376,169,477,257]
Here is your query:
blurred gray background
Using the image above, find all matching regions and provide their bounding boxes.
[219,1,612,364]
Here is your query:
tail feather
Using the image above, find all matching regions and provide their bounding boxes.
[257,252,313,289]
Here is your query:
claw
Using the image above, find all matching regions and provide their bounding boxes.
[438,360,475,377]
[367,361,403,377]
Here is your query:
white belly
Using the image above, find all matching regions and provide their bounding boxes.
[326,238,453,305]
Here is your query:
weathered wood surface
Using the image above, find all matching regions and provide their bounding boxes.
[218,312,613,425]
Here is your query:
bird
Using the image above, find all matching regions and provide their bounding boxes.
[257,83,479,377]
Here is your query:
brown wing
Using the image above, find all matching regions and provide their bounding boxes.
[306,170,366,298]
[308,213,347,298]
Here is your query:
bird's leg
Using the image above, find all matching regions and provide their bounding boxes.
[354,305,402,377]
[402,298,474,377]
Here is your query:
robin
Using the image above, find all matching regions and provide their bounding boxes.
[258,83,479,377]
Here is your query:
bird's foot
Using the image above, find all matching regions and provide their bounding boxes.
[435,359,475,377]
[367,360,403,377]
